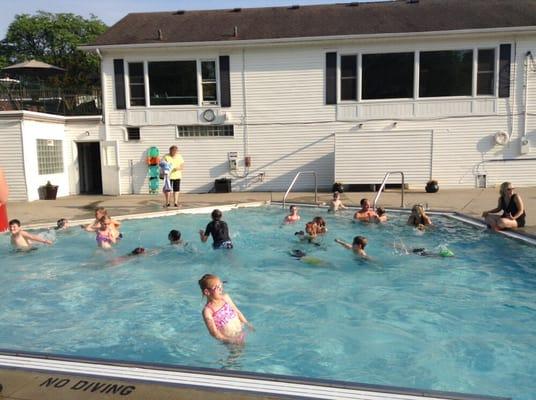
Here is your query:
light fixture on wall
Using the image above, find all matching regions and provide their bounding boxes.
[85,131,90,136]
[392,122,398,128]
[357,123,363,129]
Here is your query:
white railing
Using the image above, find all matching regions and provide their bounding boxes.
[373,171,405,209]
[282,171,318,208]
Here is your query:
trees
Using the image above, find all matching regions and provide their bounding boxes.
[1,11,107,90]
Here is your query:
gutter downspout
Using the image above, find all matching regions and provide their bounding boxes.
[522,51,535,139]
[95,48,108,140]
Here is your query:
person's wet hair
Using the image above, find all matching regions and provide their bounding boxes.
[9,219,21,227]
[55,218,67,230]
[211,209,222,221]
[168,229,181,242]
[360,198,369,207]
[376,207,385,216]
[131,247,145,255]
[353,236,367,248]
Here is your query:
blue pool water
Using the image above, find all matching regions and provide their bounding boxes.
[1,206,535,399]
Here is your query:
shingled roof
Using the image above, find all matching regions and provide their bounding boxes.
[89,0,536,47]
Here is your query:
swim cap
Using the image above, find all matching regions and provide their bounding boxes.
[439,248,454,257]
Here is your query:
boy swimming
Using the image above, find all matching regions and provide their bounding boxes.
[9,219,53,250]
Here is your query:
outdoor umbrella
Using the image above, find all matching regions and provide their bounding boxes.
[1,60,65,78]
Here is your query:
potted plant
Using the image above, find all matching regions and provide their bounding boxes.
[425,179,439,193]
[332,181,344,193]
[44,181,59,200]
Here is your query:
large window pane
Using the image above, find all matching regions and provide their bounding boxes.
[148,61,198,105]
[340,55,357,101]
[201,61,217,104]
[419,50,472,97]
[128,62,146,106]
[362,52,414,99]
[37,139,64,175]
[477,49,495,96]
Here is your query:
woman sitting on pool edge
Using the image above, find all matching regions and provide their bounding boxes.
[199,209,233,249]
[482,182,526,231]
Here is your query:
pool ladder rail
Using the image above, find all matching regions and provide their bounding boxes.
[282,171,318,209]
[373,171,405,209]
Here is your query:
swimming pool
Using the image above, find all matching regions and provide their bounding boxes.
[1,205,535,399]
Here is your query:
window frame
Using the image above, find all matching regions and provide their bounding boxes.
[338,54,358,102]
[124,57,221,109]
[126,127,141,141]
[126,62,146,108]
[175,124,234,138]
[199,59,220,106]
[36,139,64,175]
[334,45,500,103]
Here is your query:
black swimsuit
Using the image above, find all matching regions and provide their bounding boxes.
[500,194,526,227]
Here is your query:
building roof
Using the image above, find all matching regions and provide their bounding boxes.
[89,0,536,47]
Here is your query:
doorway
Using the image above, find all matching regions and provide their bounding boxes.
[77,142,102,194]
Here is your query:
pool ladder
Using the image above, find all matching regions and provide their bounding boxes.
[282,171,318,208]
[373,171,405,209]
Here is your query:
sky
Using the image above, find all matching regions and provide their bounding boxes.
[1,0,385,38]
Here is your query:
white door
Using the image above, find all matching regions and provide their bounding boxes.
[100,140,120,195]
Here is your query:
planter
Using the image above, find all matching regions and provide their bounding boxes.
[39,182,59,200]
[425,181,439,193]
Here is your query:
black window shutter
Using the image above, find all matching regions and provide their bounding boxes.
[113,59,126,110]
[326,52,337,105]
[219,56,231,107]
[499,44,511,98]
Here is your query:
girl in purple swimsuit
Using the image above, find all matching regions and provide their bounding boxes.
[199,274,253,344]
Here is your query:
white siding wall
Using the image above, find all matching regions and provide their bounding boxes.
[0,120,26,201]
[99,34,536,194]
[20,120,69,201]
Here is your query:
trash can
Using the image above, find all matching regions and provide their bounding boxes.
[214,178,232,193]
[43,181,58,200]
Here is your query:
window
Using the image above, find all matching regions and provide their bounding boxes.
[362,52,414,100]
[419,50,473,97]
[128,62,146,106]
[201,61,218,104]
[340,55,357,101]
[477,49,495,95]
[127,127,141,141]
[37,139,64,175]
[148,61,198,105]
[177,125,234,137]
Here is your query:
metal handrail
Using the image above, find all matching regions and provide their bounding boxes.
[373,171,405,209]
[282,171,318,208]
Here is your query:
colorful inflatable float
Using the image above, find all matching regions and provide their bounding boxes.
[147,147,160,194]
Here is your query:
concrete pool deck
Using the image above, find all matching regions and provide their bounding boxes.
[4,186,536,236]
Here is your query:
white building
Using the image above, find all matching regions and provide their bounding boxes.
[2,0,536,201]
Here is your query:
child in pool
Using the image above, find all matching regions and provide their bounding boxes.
[96,217,116,249]
[85,207,122,239]
[199,209,233,249]
[168,229,183,245]
[9,219,53,250]
[407,204,432,230]
[372,207,387,223]
[54,218,69,230]
[283,205,300,224]
[328,191,347,213]
[296,216,327,243]
[335,236,368,258]
[199,274,253,344]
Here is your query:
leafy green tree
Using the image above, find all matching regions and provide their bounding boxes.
[1,11,107,90]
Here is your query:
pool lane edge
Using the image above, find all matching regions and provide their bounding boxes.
[0,351,510,400]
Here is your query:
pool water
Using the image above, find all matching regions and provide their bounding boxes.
[1,206,535,399]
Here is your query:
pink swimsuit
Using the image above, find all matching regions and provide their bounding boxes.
[209,302,236,331]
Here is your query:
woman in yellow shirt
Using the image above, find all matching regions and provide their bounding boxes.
[163,145,184,207]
